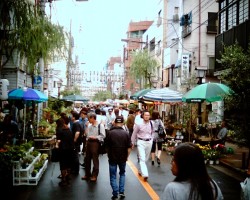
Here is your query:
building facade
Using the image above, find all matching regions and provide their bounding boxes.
[122,20,153,97]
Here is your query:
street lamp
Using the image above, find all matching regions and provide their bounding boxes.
[195,67,207,124]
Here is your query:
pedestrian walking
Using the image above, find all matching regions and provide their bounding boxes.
[150,110,165,166]
[126,109,135,138]
[131,110,153,181]
[70,111,83,174]
[79,110,88,167]
[55,116,74,186]
[81,112,105,182]
[106,116,132,200]
[161,142,223,200]
[106,108,115,130]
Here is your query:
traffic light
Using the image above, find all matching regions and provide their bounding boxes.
[0,79,9,100]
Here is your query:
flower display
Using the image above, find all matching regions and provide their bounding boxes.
[165,139,181,155]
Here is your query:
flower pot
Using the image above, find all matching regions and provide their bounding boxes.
[215,160,220,164]
[209,160,214,165]
[204,159,208,164]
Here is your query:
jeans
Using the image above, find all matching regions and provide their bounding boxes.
[109,162,126,197]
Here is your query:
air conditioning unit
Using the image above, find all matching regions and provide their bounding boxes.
[173,14,179,23]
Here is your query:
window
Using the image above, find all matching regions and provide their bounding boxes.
[219,0,249,33]
[150,38,155,52]
[239,0,249,24]
[207,12,218,33]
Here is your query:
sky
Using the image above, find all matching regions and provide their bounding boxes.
[45,0,159,71]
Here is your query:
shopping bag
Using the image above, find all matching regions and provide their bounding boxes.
[240,177,250,200]
[51,148,60,162]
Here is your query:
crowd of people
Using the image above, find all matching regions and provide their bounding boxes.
[53,103,224,199]
[0,102,225,199]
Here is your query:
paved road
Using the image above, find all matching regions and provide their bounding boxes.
[4,147,242,200]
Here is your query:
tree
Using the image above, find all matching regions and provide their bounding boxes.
[129,50,159,88]
[0,0,66,75]
[60,86,81,97]
[218,43,250,163]
[93,91,112,101]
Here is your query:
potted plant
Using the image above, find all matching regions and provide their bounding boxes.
[21,155,34,169]
[210,150,221,164]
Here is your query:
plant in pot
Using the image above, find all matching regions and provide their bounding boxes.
[31,169,38,177]
[21,155,34,169]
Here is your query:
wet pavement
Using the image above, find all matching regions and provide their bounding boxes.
[2,142,248,200]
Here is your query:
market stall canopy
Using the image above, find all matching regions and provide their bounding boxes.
[182,82,232,103]
[8,87,48,140]
[61,94,89,102]
[142,88,183,102]
[8,87,48,102]
[130,88,155,100]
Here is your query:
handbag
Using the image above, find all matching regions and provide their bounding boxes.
[98,141,107,155]
[51,148,60,162]
[98,124,107,155]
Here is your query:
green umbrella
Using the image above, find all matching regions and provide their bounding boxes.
[130,88,155,100]
[182,83,232,103]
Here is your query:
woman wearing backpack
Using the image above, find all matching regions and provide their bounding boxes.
[150,110,165,166]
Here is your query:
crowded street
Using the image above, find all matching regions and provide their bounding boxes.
[4,146,242,200]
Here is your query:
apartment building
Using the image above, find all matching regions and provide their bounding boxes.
[122,20,153,97]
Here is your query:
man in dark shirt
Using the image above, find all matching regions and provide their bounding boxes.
[106,116,132,200]
[70,111,83,174]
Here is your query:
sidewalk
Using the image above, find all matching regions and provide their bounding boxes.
[213,142,249,181]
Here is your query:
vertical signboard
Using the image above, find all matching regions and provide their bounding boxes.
[0,79,9,100]
[181,53,190,83]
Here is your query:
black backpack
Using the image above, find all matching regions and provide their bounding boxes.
[157,120,166,138]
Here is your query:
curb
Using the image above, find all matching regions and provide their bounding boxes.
[219,160,247,177]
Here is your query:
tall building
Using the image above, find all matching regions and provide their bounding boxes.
[122,20,153,97]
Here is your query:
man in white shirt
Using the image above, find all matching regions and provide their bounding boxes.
[131,111,153,181]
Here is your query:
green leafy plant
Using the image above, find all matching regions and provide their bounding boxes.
[0,0,66,74]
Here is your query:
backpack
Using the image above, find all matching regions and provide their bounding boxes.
[157,120,166,138]
[98,124,107,155]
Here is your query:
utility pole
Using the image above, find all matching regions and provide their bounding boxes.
[66,20,74,89]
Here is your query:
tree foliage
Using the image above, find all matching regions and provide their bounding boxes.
[130,50,159,88]
[60,86,81,97]
[93,91,112,101]
[0,0,66,74]
[218,43,250,147]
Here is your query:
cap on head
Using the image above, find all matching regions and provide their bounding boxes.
[115,116,124,123]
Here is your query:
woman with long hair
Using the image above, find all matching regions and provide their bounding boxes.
[161,142,223,200]
[150,110,165,166]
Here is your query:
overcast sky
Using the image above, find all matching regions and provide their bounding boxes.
[46,0,159,70]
